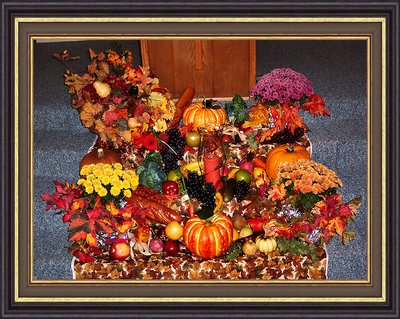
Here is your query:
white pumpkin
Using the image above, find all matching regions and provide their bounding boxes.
[255,236,277,254]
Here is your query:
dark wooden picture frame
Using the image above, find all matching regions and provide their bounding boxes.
[1,1,399,318]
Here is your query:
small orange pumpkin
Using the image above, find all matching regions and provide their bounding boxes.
[182,100,227,131]
[265,144,310,179]
[79,147,122,172]
[183,214,233,259]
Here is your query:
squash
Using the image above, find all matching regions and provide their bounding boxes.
[265,144,310,179]
[255,236,277,254]
[182,100,227,131]
[79,147,122,172]
[183,214,233,259]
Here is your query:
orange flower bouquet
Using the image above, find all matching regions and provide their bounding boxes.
[265,159,361,259]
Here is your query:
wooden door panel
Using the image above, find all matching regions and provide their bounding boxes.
[141,40,256,99]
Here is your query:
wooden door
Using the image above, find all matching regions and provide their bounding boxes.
[140,40,256,99]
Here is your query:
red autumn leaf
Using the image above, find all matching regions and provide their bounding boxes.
[103,108,119,126]
[96,220,114,234]
[62,213,72,223]
[86,209,103,220]
[69,230,88,242]
[151,87,167,94]
[76,251,95,263]
[69,218,86,229]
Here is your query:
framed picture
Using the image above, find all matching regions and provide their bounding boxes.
[2,1,399,318]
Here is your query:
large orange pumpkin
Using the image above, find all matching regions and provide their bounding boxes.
[182,100,227,131]
[183,214,233,259]
[265,144,310,179]
[79,147,122,172]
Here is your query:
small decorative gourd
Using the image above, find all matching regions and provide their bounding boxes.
[255,236,277,254]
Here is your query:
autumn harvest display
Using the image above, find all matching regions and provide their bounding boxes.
[42,45,361,280]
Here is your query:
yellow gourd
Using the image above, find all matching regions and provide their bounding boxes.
[255,236,277,254]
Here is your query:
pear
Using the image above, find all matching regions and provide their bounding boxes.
[93,80,111,98]
[239,226,253,238]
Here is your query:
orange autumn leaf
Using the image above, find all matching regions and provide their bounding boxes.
[80,102,103,128]
[106,202,120,216]
[267,183,287,201]
[328,217,347,238]
[69,218,86,230]
[282,105,304,134]
[71,198,85,212]
[115,221,133,233]
[69,230,87,242]
[258,127,277,142]
[86,233,98,247]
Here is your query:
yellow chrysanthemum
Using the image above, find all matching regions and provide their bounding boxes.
[103,167,113,176]
[93,168,103,178]
[110,175,120,184]
[77,178,86,185]
[80,167,90,176]
[113,169,123,177]
[122,173,131,181]
[113,163,123,170]
[101,175,111,185]
[112,179,123,189]
[92,179,102,188]
[86,174,95,181]
[123,189,132,198]
[85,186,94,194]
[83,181,92,189]
[102,163,112,170]
[98,187,108,197]
[110,186,121,197]
[122,180,131,189]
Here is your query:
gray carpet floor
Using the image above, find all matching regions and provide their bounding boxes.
[33,40,367,280]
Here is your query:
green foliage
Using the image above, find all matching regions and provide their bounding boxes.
[246,132,259,151]
[136,155,166,192]
[295,192,322,211]
[276,237,319,263]
[224,240,244,261]
[342,230,356,245]
[224,94,249,123]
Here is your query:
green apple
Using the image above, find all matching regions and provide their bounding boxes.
[185,131,201,147]
[235,169,252,184]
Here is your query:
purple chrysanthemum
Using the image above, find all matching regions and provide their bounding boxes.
[250,68,314,104]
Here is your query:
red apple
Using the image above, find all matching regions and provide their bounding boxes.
[247,218,265,233]
[149,238,164,253]
[164,239,179,256]
[110,239,130,261]
[240,160,255,173]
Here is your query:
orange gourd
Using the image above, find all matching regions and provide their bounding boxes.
[182,100,227,131]
[265,144,310,179]
[79,147,122,172]
[183,214,233,259]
